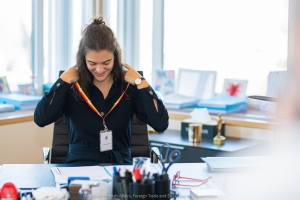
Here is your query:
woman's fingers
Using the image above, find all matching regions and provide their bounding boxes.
[123,63,131,69]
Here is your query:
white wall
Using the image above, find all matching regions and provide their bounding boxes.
[0,121,53,164]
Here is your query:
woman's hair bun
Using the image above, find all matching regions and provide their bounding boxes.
[93,17,105,25]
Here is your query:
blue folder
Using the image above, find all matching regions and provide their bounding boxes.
[197,94,248,114]
[0,93,42,110]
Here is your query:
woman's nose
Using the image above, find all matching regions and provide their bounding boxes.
[95,65,104,73]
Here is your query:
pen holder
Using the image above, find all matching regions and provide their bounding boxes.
[112,174,121,196]
[154,175,171,200]
[131,180,155,200]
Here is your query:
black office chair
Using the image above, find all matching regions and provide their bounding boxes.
[43,114,160,164]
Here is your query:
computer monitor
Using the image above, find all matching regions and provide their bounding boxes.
[176,68,217,100]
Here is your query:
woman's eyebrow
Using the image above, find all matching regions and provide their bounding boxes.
[86,58,112,64]
[86,60,97,64]
[102,58,112,63]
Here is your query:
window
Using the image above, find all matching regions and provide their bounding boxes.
[0,0,292,98]
[0,0,32,92]
[0,1,95,94]
[43,0,94,84]
[164,0,289,96]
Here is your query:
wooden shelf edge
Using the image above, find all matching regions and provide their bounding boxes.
[0,115,34,125]
[0,109,274,129]
[168,110,274,129]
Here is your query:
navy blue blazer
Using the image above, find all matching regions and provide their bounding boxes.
[34,78,168,164]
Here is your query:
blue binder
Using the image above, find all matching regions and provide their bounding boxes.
[0,93,42,110]
[197,94,248,114]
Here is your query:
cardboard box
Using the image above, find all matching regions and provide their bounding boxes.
[181,119,225,140]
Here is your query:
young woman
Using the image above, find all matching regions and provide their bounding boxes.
[34,17,168,164]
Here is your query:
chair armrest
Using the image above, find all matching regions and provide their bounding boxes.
[150,147,161,163]
[43,147,50,164]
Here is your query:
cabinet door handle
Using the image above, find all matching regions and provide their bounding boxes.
[150,142,185,150]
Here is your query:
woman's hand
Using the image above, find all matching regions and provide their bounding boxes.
[60,65,79,84]
[124,63,157,111]
[123,63,142,85]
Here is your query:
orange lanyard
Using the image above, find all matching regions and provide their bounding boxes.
[74,81,130,131]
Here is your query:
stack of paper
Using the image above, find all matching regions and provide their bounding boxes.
[197,94,247,114]
[201,156,272,172]
[0,104,15,112]
[190,188,226,200]
[50,166,112,184]
[163,93,200,109]
[0,93,42,110]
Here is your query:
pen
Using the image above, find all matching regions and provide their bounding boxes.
[113,166,118,175]
[55,167,61,175]
[104,166,112,177]
[134,168,141,183]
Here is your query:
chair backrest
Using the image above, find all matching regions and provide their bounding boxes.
[50,115,150,164]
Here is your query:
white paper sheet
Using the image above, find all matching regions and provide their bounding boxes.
[50,166,112,184]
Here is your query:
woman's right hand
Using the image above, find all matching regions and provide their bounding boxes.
[60,65,79,84]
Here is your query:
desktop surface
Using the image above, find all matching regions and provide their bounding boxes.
[1,161,296,199]
[0,163,126,189]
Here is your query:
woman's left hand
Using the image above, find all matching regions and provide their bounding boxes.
[123,63,142,85]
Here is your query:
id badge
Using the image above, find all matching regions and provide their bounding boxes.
[100,130,113,152]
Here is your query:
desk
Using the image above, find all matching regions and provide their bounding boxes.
[0,164,85,189]
[149,130,270,163]
[1,162,299,200]
[0,163,222,200]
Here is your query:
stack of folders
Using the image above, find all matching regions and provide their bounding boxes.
[163,93,200,109]
[197,94,248,114]
[0,103,15,112]
[0,93,42,110]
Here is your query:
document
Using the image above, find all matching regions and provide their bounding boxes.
[50,166,112,184]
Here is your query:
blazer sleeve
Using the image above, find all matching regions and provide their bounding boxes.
[134,85,169,132]
[34,78,72,127]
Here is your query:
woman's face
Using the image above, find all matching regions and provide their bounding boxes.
[85,50,114,83]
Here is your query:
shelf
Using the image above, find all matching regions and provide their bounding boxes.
[0,108,278,129]
[167,108,278,129]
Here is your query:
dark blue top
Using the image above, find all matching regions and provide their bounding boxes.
[34,78,169,164]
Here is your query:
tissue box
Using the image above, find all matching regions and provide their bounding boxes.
[181,119,225,140]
